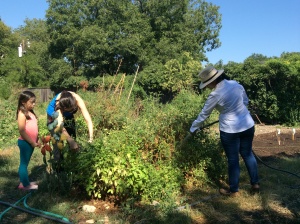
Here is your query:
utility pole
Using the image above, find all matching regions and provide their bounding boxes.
[18,39,30,57]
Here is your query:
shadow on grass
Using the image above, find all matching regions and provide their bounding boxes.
[179,154,300,224]
[0,148,74,223]
[172,132,300,224]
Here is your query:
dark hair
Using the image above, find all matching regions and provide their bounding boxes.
[55,91,77,112]
[16,90,37,120]
[215,72,230,84]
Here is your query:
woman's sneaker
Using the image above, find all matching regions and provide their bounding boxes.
[251,184,260,194]
[219,188,239,197]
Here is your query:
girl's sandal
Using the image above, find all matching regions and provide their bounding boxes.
[18,184,38,190]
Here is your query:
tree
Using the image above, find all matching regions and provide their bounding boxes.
[47,0,151,77]
[0,22,11,60]
[46,0,222,79]
[137,52,201,102]
[0,21,18,77]
[224,53,300,124]
[13,19,52,87]
[0,18,54,87]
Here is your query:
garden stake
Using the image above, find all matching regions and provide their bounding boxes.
[292,128,295,141]
[127,65,140,103]
[108,58,123,92]
[276,128,281,145]
[254,113,263,125]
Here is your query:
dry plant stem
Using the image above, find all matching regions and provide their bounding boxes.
[108,59,123,92]
[255,113,263,125]
[115,58,123,75]
[127,65,139,103]
[113,73,126,99]
[118,74,126,99]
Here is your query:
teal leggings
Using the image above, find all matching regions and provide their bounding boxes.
[18,139,34,187]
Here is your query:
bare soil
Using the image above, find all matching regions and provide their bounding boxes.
[253,125,300,158]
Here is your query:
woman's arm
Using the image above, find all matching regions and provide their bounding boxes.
[242,86,249,106]
[73,93,94,142]
[190,94,218,133]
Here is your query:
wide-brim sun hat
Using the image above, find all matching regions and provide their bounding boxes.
[198,66,224,89]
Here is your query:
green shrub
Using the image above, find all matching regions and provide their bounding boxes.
[0,77,12,100]
[59,89,226,205]
[0,100,18,148]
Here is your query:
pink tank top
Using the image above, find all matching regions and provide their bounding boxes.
[18,112,39,143]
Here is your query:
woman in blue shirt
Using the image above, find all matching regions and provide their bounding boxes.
[190,66,259,197]
[47,91,93,160]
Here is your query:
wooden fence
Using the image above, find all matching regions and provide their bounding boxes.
[27,88,54,103]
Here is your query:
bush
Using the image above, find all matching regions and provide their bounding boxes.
[0,99,19,148]
[1,84,227,207]
[0,77,12,100]
[59,89,226,205]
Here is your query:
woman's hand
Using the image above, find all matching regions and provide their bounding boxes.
[68,137,79,151]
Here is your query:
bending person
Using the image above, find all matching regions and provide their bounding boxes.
[47,90,93,159]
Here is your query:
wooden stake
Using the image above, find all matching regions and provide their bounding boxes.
[255,113,264,125]
[113,73,126,99]
[276,129,281,145]
[292,128,295,141]
[108,59,123,92]
[127,65,139,103]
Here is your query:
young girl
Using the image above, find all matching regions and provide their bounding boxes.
[16,91,40,190]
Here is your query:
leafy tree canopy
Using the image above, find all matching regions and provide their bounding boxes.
[46,0,222,77]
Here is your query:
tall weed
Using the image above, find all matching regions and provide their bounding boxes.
[58,88,226,206]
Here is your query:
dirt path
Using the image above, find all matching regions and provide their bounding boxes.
[253,125,300,158]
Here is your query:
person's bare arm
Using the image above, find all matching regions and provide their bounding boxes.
[73,93,94,142]
[56,109,64,128]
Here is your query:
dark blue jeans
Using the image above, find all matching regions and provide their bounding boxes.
[220,126,259,192]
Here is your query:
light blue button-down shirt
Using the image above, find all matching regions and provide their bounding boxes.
[190,79,254,133]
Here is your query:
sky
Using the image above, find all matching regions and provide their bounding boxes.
[206,0,300,64]
[1,0,299,64]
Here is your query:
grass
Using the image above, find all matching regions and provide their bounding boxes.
[1,145,300,223]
